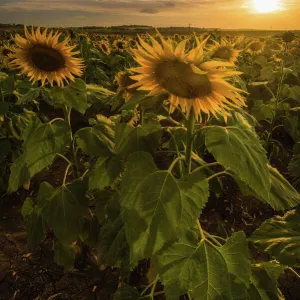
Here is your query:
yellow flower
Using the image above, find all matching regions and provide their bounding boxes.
[208,39,241,63]
[8,25,84,87]
[97,41,111,55]
[129,32,246,121]
[113,39,127,51]
[114,71,138,102]
[247,40,264,55]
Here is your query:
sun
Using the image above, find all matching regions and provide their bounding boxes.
[253,0,281,13]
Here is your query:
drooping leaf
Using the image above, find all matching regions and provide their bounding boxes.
[75,118,115,157]
[115,113,162,158]
[248,262,285,300]
[205,113,271,200]
[8,154,30,193]
[89,156,122,190]
[0,101,9,115]
[249,208,300,266]
[38,180,88,243]
[23,120,71,178]
[53,242,77,272]
[48,79,90,114]
[158,231,231,300]
[288,142,300,189]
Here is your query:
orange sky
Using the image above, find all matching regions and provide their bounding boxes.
[0,0,300,29]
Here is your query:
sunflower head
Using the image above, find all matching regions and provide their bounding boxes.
[129,31,246,121]
[208,40,240,63]
[248,41,264,55]
[113,39,127,51]
[173,34,180,39]
[282,31,295,43]
[8,25,84,87]
[97,41,111,55]
[115,71,138,102]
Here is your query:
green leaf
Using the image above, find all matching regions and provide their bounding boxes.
[14,87,41,105]
[24,120,71,178]
[89,156,122,190]
[289,85,300,102]
[220,232,251,286]
[119,91,148,111]
[249,208,300,266]
[205,113,271,201]
[75,119,115,157]
[21,197,35,218]
[113,284,140,300]
[0,75,15,94]
[116,113,161,158]
[158,231,231,300]
[53,242,76,272]
[288,142,300,189]
[22,197,45,249]
[38,180,88,243]
[260,66,275,81]
[94,189,115,224]
[8,154,30,193]
[0,139,11,163]
[123,170,182,264]
[250,100,274,122]
[249,262,285,300]
[178,169,209,230]
[49,79,90,114]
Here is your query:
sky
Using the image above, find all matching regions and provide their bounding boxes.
[0,0,300,30]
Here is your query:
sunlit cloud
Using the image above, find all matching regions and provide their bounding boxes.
[0,0,300,29]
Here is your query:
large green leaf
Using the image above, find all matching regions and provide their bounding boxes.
[178,169,209,230]
[220,232,251,286]
[115,113,162,158]
[248,262,285,300]
[48,79,90,114]
[38,180,88,243]
[288,142,300,189]
[8,154,30,193]
[21,198,45,249]
[158,231,231,300]
[205,113,271,201]
[53,242,77,272]
[23,120,71,178]
[89,156,122,190]
[75,116,115,156]
[249,208,300,266]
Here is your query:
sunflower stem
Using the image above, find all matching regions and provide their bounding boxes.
[139,103,144,126]
[185,111,195,174]
[63,106,79,179]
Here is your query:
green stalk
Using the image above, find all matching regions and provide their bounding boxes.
[185,110,196,174]
[139,103,144,126]
[63,106,79,179]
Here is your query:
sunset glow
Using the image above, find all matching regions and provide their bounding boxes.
[253,0,281,13]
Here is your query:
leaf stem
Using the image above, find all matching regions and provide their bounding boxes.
[197,219,205,240]
[49,118,65,124]
[63,164,72,186]
[185,111,195,174]
[168,157,186,174]
[191,162,221,175]
[139,103,144,126]
[56,153,72,166]
[288,267,300,279]
[207,170,232,181]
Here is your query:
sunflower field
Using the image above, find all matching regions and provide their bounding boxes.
[1,26,300,299]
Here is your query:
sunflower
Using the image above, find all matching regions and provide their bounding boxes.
[247,40,264,55]
[114,71,138,102]
[97,41,111,55]
[113,39,127,51]
[8,26,84,87]
[129,32,246,121]
[208,39,241,63]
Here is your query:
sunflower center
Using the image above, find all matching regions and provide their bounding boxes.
[249,42,263,51]
[154,60,212,99]
[211,46,233,61]
[29,45,65,71]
